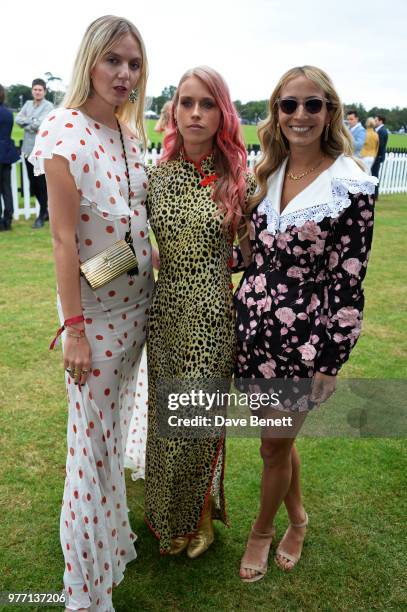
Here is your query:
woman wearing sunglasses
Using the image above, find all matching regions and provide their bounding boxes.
[234,66,377,582]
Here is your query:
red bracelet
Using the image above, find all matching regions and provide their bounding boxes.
[49,315,85,350]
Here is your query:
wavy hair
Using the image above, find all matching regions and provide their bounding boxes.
[63,15,148,149]
[161,66,248,236]
[248,65,354,213]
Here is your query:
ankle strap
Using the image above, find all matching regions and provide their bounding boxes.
[290,512,308,528]
[251,524,276,538]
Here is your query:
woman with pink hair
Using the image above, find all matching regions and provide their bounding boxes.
[144,66,255,557]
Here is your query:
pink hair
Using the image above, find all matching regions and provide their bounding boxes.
[161,66,248,237]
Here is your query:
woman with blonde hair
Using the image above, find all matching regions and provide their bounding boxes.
[154,100,172,134]
[30,15,153,610]
[234,66,377,582]
[360,116,379,172]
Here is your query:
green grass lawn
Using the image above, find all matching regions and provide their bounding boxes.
[0,195,406,610]
[12,117,407,150]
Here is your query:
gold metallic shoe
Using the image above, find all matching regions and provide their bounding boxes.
[187,499,214,559]
[168,535,190,555]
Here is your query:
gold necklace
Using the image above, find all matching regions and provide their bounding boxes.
[287,157,325,181]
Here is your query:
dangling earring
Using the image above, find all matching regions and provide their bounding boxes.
[324,123,330,141]
[129,88,139,103]
[276,122,281,142]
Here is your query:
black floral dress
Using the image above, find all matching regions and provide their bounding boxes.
[234,155,376,410]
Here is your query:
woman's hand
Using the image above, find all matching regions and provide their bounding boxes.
[63,333,92,386]
[311,372,337,405]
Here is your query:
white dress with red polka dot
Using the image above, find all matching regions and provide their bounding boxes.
[30,108,153,611]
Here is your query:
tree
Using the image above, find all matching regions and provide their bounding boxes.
[5,84,31,109]
[151,85,177,115]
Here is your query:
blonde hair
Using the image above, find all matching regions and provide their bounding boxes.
[63,15,148,149]
[365,116,376,129]
[248,65,354,213]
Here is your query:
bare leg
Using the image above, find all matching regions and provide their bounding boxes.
[240,437,296,580]
[240,408,308,581]
[275,444,307,570]
[284,445,305,521]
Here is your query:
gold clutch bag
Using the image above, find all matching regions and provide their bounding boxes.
[80,239,138,290]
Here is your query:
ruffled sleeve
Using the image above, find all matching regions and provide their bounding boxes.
[29,108,131,219]
[29,108,94,188]
[316,187,375,375]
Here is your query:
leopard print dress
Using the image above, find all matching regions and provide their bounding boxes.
[144,154,255,552]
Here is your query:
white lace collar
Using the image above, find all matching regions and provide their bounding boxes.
[258,154,377,234]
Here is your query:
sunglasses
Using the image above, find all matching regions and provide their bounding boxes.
[277,98,333,115]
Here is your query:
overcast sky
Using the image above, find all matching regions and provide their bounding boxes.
[2,0,406,109]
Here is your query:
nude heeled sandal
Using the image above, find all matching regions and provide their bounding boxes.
[275,512,308,571]
[240,524,276,583]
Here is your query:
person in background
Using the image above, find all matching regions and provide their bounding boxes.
[15,78,53,228]
[154,100,172,134]
[346,109,366,157]
[0,84,20,231]
[371,114,389,199]
[360,117,379,173]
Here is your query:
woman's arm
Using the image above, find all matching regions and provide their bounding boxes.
[45,155,92,385]
[311,192,374,404]
[316,192,375,376]
[231,172,257,273]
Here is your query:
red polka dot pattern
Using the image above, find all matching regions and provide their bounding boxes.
[29,107,152,611]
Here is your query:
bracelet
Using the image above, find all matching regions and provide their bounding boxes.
[66,329,85,339]
[50,314,85,350]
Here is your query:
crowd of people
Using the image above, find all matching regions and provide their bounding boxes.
[346,109,389,197]
[0,69,391,233]
[4,14,380,612]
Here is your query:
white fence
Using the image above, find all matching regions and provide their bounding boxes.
[7,151,407,220]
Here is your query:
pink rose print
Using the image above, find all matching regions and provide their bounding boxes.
[310,239,325,256]
[309,293,320,313]
[275,307,296,326]
[255,253,264,267]
[276,232,293,249]
[336,306,360,328]
[287,266,303,280]
[342,258,362,276]
[361,209,373,220]
[298,342,317,361]
[277,283,288,293]
[258,360,276,378]
[298,221,320,242]
[259,230,274,248]
[293,245,305,257]
[254,274,267,294]
[329,251,339,270]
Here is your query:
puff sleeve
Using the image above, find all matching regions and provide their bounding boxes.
[29,107,96,200]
